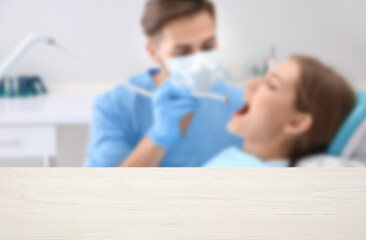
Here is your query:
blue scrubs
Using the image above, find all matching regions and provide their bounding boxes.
[85,69,243,167]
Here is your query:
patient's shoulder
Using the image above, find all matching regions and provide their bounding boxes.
[297,155,365,167]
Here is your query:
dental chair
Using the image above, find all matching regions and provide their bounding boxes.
[327,91,366,161]
[298,91,366,167]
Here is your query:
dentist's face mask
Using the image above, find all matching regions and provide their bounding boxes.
[167,50,224,92]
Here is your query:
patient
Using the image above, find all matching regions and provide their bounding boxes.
[206,55,356,167]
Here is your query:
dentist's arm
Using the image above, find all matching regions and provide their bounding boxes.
[120,81,197,167]
[120,137,165,167]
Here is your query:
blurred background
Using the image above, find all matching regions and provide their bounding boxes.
[0,0,365,166]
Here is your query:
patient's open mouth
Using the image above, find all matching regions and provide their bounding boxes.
[236,103,250,116]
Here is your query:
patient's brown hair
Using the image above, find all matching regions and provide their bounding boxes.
[141,0,216,37]
[290,55,356,167]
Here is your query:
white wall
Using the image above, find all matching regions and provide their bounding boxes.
[0,0,365,88]
[215,0,366,88]
[0,0,149,83]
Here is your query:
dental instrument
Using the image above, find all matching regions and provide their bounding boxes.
[0,35,54,81]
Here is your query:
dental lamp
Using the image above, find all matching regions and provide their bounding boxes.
[0,35,55,81]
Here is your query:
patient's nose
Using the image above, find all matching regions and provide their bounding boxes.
[246,78,261,93]
[244,79,258,101]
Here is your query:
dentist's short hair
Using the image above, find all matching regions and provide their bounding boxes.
[141,0,216,37]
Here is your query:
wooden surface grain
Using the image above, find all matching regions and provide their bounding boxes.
[1,169,366,240]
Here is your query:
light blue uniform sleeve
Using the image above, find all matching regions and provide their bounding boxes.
[85,93,133,167]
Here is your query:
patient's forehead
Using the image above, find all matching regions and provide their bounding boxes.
[270,60,301,87]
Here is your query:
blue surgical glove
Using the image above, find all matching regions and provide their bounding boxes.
[148,81,198,149]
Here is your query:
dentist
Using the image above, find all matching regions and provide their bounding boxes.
[85,0,243,167]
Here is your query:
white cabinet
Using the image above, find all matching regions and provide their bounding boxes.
[0,91,104,167]
[0,126,57,167]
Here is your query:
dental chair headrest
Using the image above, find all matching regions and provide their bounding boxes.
[327,91,366,156]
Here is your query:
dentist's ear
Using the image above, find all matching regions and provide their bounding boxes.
[284,113,313,136]
[146,42,160,64]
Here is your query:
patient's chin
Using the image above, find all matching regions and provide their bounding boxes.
[227,120,236,134]
[227,119,245,138]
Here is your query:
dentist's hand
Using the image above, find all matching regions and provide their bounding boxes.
[148,81,198,149]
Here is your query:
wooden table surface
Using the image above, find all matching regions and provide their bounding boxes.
[1,169,366,240]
